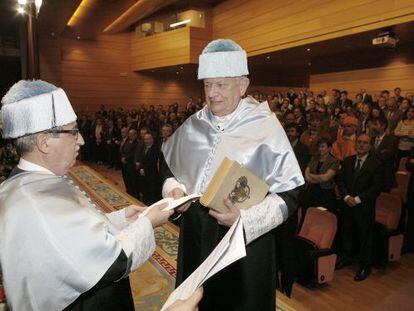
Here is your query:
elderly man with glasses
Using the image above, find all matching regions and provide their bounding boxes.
[0,80,186,311]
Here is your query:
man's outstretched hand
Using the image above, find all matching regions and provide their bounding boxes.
[169,187,192,213]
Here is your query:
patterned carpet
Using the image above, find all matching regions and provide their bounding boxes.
[68,165,178,310]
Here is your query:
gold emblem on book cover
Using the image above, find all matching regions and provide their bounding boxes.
[228,176,251,203]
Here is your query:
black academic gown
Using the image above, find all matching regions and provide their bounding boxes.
[160,156,299,311]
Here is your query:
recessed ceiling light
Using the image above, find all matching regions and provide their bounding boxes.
[180,66,184,70]
[306,48,311,51]
[266,56,271,59]
[176,72,179,75]
[76,36,81,40]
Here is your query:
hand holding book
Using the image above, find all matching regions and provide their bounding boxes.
[208,198,240,227]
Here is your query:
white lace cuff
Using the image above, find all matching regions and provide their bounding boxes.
[240,194,286,245]
[162,177,187,198]
[106,208,128,229]
[115,217,156,272]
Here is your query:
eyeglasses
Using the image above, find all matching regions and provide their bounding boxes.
[48,128,80,138]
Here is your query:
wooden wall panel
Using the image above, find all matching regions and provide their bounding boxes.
[129,72,203,107]
[60,33,134,111]
[40,32,203,113]
[212,0,414,56]
[310,64,414,99]
[130,28,190,71]
[189,27,212,63]
[39,36,62,87]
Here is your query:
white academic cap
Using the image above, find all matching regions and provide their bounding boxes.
[197,39,249,80]
[1,80,77,139]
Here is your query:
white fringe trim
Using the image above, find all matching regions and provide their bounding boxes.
[198,50,249,79]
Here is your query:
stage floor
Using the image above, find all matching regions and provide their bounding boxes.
[83,162,414,311]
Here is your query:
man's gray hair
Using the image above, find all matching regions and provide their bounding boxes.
[14,134,38,155]
[14,125,64,156]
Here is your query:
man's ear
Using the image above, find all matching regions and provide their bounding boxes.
[36,133,50,154]
[239,77,250,97]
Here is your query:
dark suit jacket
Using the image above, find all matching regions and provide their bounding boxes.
[372,134,398,191]
[337,153,383,208]
[293,140,310,174]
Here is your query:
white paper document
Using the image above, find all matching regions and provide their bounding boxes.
[139,193,201,218]
[160,217,246,311]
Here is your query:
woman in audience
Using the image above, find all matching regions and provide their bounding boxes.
[303,137,339,215]
[394,106,414,164]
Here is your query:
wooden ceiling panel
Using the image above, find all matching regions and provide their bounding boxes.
[38,0,82,36]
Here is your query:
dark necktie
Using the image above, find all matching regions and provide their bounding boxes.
[354,159,362,174]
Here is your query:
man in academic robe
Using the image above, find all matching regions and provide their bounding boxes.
[336,134,383,281]
[331,116,358,161]
[160,39,304,311]
[0,80,175,311]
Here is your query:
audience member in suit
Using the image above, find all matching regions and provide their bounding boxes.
[404,147,414,253]
[105,119,120,168]
[336,134,383,281]
[285,123,310,174]
[155,123,174,149]
[133,128,150,200]
[303,137,339,215]
[120,129,139,198]
[78,114,91,161]
[300,112,331,156]
[371,116,398,192]
[383,97,403,134]
[293,107,307,133]
[138,133,162,205]
[394,87,404,103]
[91,117,106,163]
[361,89,373,103]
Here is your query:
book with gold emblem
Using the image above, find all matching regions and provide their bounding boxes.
[200,157,270,213]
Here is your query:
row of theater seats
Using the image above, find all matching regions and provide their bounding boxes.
[295,161,411,286]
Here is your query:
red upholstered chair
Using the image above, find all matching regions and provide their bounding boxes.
[390,171,411,204]
[295,207,337,286]
[398,157,408,172]
[374,192,404,263]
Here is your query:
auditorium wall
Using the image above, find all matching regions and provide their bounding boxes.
[310,64,414,99]
[39,33,203,112]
